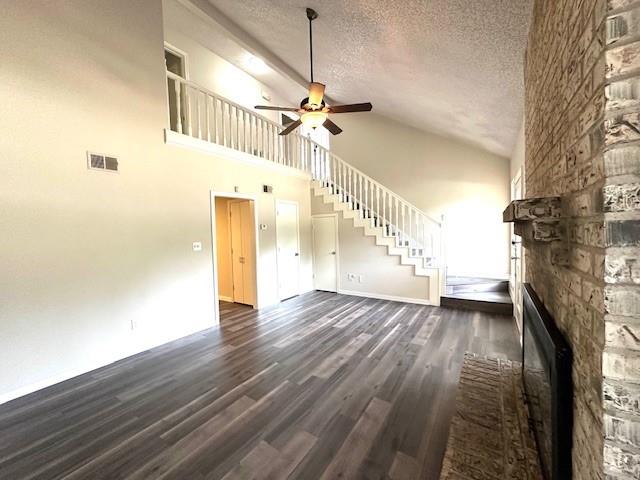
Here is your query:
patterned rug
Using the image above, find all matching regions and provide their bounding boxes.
[440,353,543,480]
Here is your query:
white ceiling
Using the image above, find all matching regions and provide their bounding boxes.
[202,0,532,157]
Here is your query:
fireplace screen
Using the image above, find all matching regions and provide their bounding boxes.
[522,284,572,480]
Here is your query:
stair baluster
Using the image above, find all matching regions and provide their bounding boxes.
[165,71,442,272]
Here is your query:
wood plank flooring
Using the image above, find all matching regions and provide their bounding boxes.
[0,292,521,479]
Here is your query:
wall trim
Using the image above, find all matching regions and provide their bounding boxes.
[210,191,260,323]
[218,295,233,302]
[165,130,311,180]
[0,323,210,405]
[337,288,436,306]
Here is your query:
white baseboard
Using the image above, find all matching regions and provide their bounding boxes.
[0,323,212,406]
[0,362,112,406]
[337,288,436,306]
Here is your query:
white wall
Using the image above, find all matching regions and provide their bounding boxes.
[330,113,511,279]
[0,0,313,402]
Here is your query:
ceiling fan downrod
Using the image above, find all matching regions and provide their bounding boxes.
[306,8,318,83]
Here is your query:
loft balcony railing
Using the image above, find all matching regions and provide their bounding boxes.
[166,71,443,265]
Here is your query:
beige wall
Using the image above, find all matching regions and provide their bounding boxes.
[331,113,510,279]
[311,196,431,302]
[214,197,233,300]
[0,0,313,401]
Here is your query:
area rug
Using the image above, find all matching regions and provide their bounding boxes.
[440,353,543,480]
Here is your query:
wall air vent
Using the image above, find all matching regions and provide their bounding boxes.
[263,184,273,194]
[87,152,119,172]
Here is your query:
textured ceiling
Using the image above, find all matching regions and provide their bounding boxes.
[205,0,532,157]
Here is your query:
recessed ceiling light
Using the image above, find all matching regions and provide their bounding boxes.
[244,54,269,75]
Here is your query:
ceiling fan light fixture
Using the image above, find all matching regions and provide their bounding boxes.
[301,110,328,129]
[253,8,372,136]
[308,82,325,107]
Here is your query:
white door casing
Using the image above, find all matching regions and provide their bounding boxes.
[510,168,524,339]
[276,200,300,301]
[312,214,338,292]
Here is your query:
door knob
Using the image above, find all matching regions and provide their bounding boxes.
[294,253,299,256]
[330,251,336,255]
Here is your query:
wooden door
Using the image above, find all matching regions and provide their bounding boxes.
[229,200,255,306]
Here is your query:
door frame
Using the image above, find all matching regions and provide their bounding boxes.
[164,42,189,131]
[210,191,260,325]
[509,167,524,342]
[228,199,256,305]
[275,199,301,301]
[311,213,339,292]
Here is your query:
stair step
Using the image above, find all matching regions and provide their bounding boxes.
[314,180,440,285]
[440,291,513,316]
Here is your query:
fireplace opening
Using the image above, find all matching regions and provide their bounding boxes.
[522,283,573,480]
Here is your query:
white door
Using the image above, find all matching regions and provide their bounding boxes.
[276,201,300,301]
[510,169,524,336]
[312,215,338,292]
[230,200,256,306]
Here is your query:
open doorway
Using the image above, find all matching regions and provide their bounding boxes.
[212,193,258,321]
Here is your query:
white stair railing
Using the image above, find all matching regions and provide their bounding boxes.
[166,71,442,266]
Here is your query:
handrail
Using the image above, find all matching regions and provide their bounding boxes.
[165,71,443,262]
[166,71,284,131]
[330,152,440,227]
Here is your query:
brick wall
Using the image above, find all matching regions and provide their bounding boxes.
[525,0,640,478]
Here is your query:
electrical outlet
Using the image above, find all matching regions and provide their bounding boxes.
[192,241,202,252]
[347,273,355,282]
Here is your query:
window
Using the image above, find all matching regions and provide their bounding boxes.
[164,47,186,78]
[164,44,188,132]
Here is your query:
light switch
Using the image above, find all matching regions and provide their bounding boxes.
[192,241,202,252]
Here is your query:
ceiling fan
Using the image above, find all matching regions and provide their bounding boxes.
[254,7,373,136]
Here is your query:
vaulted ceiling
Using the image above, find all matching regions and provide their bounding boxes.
[205,0,532,157]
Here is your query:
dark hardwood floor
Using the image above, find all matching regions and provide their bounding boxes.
[0,292,521,479]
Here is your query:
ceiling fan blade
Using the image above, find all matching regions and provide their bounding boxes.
[322,118,343,135]
[328,102,373,113]
[279,119,302,135]
[255,105,299,112]
[308,82,325,106]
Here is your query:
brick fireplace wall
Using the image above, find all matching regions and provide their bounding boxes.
[525,0,640,478]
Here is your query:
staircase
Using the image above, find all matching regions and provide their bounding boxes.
[165,71,445,303]
[312,180,442,301]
